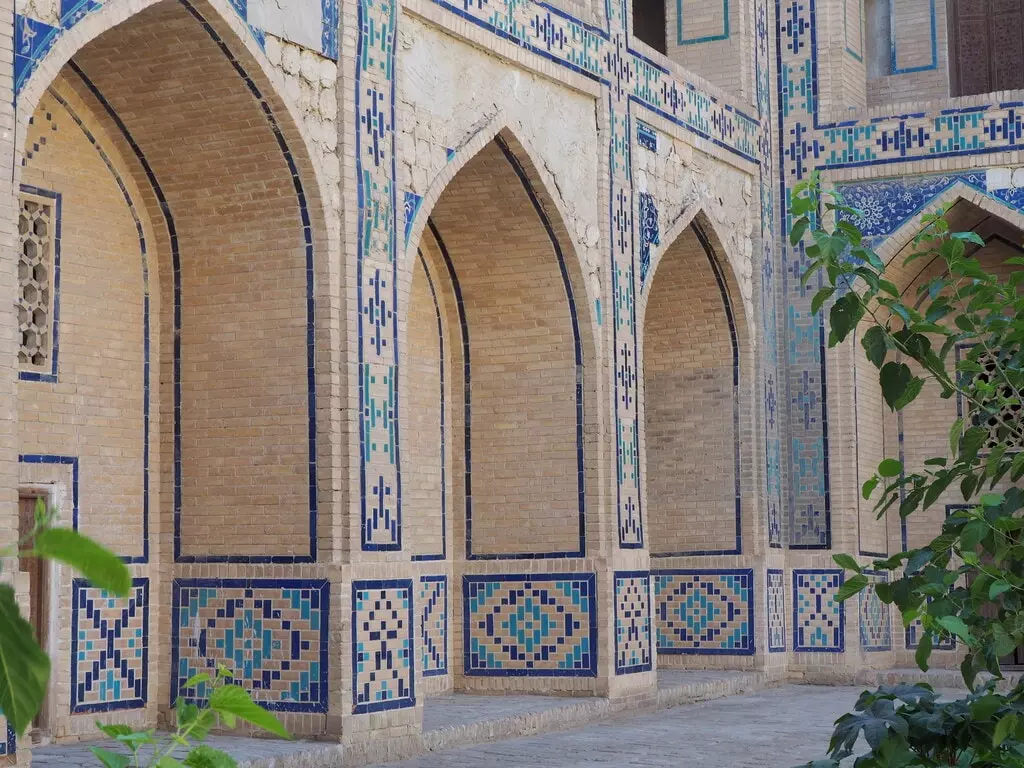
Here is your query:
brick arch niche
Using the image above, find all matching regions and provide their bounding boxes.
[16,0,330,741]
[640,218,756,665]
[403,135,601,695]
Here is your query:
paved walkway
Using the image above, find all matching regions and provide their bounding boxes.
[387,685,857,767]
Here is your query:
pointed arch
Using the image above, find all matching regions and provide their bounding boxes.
[399,126,597,562]
[638,210,752,560]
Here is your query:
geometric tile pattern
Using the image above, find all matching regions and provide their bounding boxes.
[419,575,448,677]
[353,580,415,713]
[355,0,402,552]
[171,579,329,713]
[793,570,844,652]
[767,569,786,652]
[71,578,149,713]
[0,711,14,756]
[463,574,597,676]
[614,571,652,674]
[653,570,754,655]
[859,572,892,652]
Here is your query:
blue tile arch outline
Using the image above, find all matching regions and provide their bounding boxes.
[70,577,149,714]
[649,220,742,557]
[174,0,318,562]
[410,251,447,563]
[73,42,318,564]
[677,0,730,45]
[889,0,937,75]
[462,572,599,677]
[39,84,154,565]
[17,185,62,384]
[170,578,330,713]
[427,141,587,561]
[351,578,416,714]
[419,574,449,676]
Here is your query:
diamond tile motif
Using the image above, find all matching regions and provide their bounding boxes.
[859,572,892,652]
[420,575,447,677]
[353,579,415,713]
[172,579,329,712]
[71,578,149,713]
[767,569,786,652]
[793,570,844,652]
[653,570,754,655]
[614,571,652,674]
[464,574,597,676]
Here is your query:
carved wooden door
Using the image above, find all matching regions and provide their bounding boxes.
[950,0,1024,96]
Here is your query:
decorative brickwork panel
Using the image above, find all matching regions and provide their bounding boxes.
[653,570,754,655]
[859,572,892,652]
[614,572,652,674]
[419,575,447,677]
[353,580,415,713]
[793,570,844,652]
[463,574,597,676]
[172,579,329,713]
[18,193,56,371]
[71,578,149,713]
[767,569,786,652]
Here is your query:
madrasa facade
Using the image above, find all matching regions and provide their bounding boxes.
[2,0,1022,759]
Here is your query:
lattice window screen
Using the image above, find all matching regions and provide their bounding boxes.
[18,196,53,369]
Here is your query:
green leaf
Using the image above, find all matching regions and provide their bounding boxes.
[861,326,888,368]
[811,286,835,316]
[32,528,131,596]
[208,685,290,739]
[96,722,135,740]
[915,631,932,672]
[183,673,212,691]
[893,376,925,412]
[90,747,131,768]
[0,584,51,736]
[183,746,238,768]
[862,476,879,500]
[832,553,863,573]
[880,362,914,411]
[993,623,1017,657]
[989,580,1013,600]
[790,217,809,246]
[994,713,1018,747]
[949,418,965,455]
[829,293,865,346]
[981,492,1004,507]
[970,694,1003,720]
[836,574,868,602]
[156,759,186,768]
[936,615,974,643]
[878,459,903,478]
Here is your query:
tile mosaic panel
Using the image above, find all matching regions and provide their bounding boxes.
[859,572,892,652]
[464,574,597,676]
[172,579,329,712]
[71,578,149,713]
[1,710,15,756]
[793,570,844,652]
[653,570,754,655]
[357,0,403,552]
[353,579,415,713]
[767,568,786,652]
[420,575,448,677]
[638,192,660,287]
[614,571,652,674]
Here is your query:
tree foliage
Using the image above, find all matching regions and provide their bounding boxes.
[791,174,1024,766]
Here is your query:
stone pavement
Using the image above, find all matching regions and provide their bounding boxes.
[384,685,858,767]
